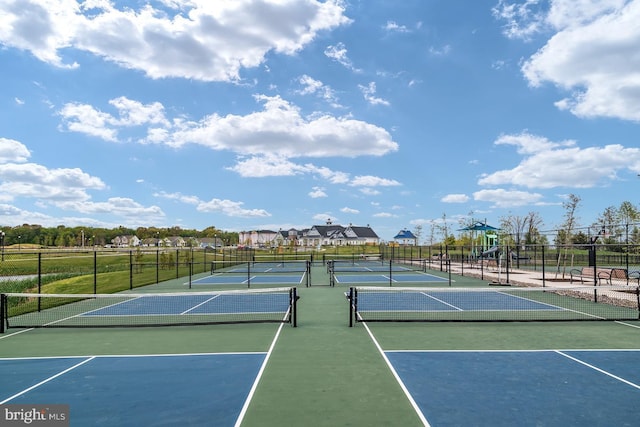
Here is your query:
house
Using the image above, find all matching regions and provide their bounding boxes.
[394,229,418,246]
[198,237,223,249]
[238,230,279,248]
[111,235,140,247]
[303,220,380,247]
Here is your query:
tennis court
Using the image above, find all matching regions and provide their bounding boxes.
[1,353,268,426]
[2,263,640,426]
[192,273,306,286]
[384,349,640,426]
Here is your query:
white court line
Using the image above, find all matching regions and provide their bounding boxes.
[181,294,221,314]
[1,356,96,404]
[359,320,431,427]
[555,350,640,390]
[419,291,463,311]
[234,321,287,427]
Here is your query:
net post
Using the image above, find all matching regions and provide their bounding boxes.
[0,294,5,333]
[247,261,251,289]
[348,287,353,327]
[291,287,298,327]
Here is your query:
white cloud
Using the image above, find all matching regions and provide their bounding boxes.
[358,82,390,106]
[492,0,547,40]
[0,163,106,202]
[309,186,327,198]
[384,21,409,33]
[197,198,271,218]
[0,0,351,81]
[479,132,640,189]
[324,42,361,72]
[156,190,270,218]
[296,75,342,107]
[473,188,544,208]
[0,138,31,163]
[350,175,401,187]
[498,0,640,122]
[60,95,399,158]
[359,188,380,196]
[340,206,359,214]
[58,102,119,141]
[373,212,396,218]
[441,194,469,203]
[428,45,451,56]
[54,197,165,219]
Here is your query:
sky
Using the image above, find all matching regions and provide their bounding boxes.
[1,0,640,242]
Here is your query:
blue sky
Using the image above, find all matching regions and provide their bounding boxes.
[1,0,640,242]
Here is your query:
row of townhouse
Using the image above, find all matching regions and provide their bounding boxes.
[110,235,223,248]
[238,221,381,248]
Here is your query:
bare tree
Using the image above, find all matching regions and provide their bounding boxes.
[525,212,544,244]
[413,224,423,246]
[617,201,640,246]
[557,194,581,278]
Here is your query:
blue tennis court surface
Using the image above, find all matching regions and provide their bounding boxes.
[82,293,291,316]
[331,264,421,273]
[385,350,640,426]
[192,274,305,285]
[334,273,448,284]
[357,290,559,312]
[0,353,264,426]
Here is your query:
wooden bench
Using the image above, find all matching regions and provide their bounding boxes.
[570,267,630,285]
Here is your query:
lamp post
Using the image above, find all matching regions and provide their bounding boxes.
[0,230,4,261]
[18,235,21,251]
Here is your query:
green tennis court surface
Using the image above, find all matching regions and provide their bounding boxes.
[2,264,640,426]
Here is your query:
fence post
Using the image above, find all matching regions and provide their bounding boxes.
[94,250,97,294]
[129,251,133,290]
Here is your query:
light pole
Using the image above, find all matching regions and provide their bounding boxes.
[0,230,4,261]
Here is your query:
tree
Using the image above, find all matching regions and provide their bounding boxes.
[618,201,640,247]
[556,194,581,278]
[559,194,581,246]
[499,213,528,249]
[525,212,544,245]
[413,224,423,246]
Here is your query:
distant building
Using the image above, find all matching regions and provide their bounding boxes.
[240,220,380,248]
[393,229,417,246]
[111,235,140,247]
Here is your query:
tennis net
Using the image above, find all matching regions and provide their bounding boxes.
[1,287,298,331]
[347,285,640,326]
[210,260,310,287]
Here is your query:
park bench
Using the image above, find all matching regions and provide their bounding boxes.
[570,267,633,285]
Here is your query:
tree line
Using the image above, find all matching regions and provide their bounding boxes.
[414,195,640,251]
[0,224,239,248]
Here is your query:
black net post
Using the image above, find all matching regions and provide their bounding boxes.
[129,251,134,290]
[0,294,5,333]
[247,261,251,288]
[93,251,98,293]
[38,253,42,311]
[348,287,354,327]
[291,287,298,327]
